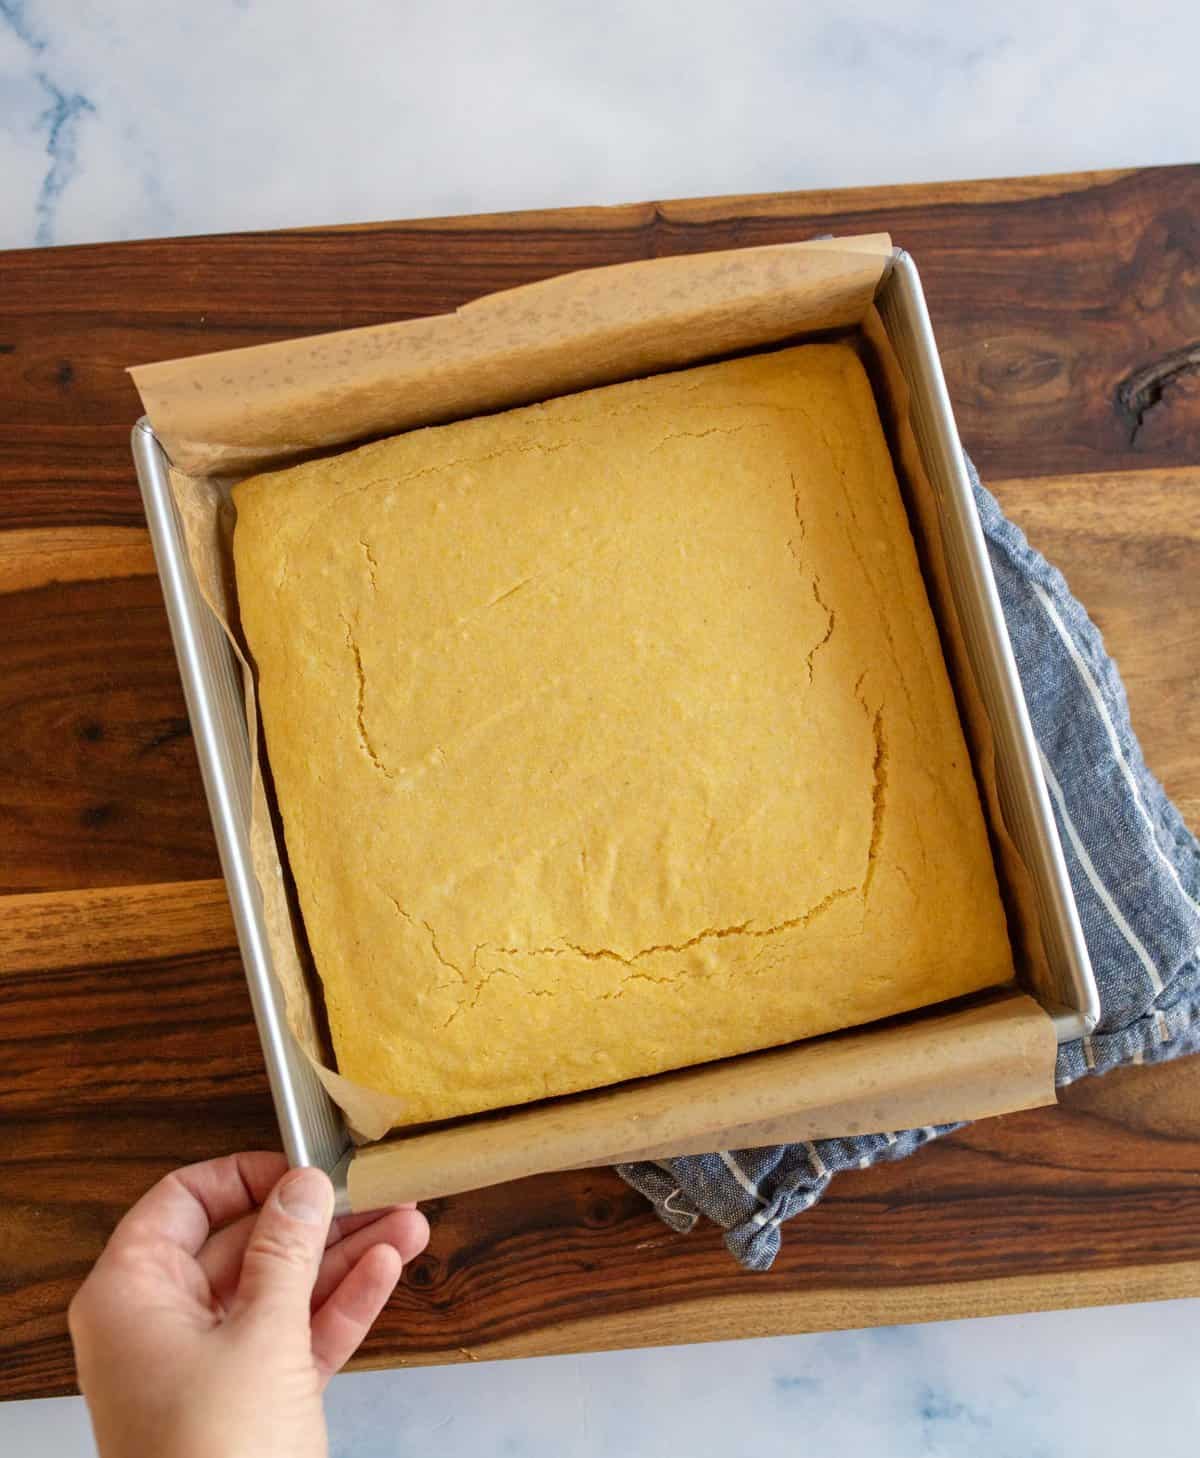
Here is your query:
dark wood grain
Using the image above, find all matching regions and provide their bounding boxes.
[990,467,1200,827]
[0,897,278,1399]
[0,570,219,894]
[1,165,1198,1401]
[3,167,1200,534]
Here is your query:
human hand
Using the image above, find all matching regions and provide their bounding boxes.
[68,1152,429,1458]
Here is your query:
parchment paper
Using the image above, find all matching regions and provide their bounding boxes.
[346,992,1053,1207]
[130,234,1058,1198]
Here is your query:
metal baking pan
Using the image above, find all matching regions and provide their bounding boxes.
[132,420,353,1204]
[131,247,1099,1208]
[877,250,1098,1037]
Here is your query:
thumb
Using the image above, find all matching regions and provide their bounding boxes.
[232,1166,334,1325]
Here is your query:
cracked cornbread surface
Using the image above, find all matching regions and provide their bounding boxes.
[233,342,1012,1126]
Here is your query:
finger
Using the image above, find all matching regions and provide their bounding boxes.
[197,1204,426,1312]
[310,1207,430,1311]
[230,1166,334,1325]
[310,1244,404,1384]
[109,1151,289,1258]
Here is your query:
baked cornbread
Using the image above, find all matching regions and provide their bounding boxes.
[233,342,1013,1126]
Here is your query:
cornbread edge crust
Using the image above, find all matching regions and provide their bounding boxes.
[233,343,1013,1126]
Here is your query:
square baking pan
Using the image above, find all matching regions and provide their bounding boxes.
[131,247,1099,1210]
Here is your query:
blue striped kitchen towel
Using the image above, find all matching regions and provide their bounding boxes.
[616,459,1200,1271]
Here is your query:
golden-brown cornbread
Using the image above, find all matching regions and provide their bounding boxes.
[233,342,1013,1126]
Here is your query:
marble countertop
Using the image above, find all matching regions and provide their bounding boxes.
[3,1,1198,1453]
[3,0,1200,251]
[7,1300,1200,1456]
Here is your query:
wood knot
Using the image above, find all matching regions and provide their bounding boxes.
[404,1254,441,1289]
[977,340,1068,403]
[584,1195,617,1227]
[1114,341,1200,445]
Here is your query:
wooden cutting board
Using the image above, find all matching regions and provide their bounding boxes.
[1,166,1198,1402]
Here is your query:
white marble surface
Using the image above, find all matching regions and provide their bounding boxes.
[6,1300,1200,1456]
[2,0,1200,249]
[4,0,1200,1452]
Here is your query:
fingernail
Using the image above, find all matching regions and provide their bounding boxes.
[276,1167,331,1224]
